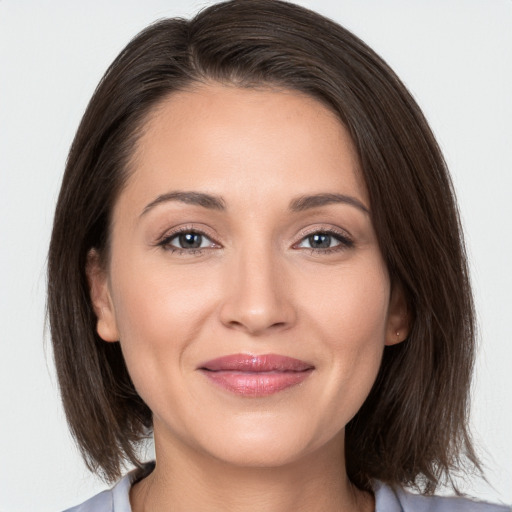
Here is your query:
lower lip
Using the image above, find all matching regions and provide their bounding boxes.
[200,370,313,397]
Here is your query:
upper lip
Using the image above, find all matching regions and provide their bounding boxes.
[199,354,314,372]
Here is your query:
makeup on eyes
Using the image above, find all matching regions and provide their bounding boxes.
[154,223,355,257]
[156,227,219,256]
[141,195,371,260]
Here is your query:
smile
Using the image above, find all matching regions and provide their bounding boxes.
[198,354,315,397]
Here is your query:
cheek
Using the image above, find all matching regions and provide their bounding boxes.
[111,255,218,341]
[303,260,390,423]
[306,257,390,347]
[107,258,219,398]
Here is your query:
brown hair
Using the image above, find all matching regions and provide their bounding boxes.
[48,0,480,493]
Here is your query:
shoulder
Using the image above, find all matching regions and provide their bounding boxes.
[395,488,511,512]
[374,481,511,512]
[62,488,113,512]
[61,470,134,512]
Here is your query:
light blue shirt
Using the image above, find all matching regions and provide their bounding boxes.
[63,467,511,512]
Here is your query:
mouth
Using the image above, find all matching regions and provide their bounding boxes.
[198,354,315,397]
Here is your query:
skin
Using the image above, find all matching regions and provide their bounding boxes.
[88,84,409,512]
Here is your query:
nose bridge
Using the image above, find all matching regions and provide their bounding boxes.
[219,234,295,335]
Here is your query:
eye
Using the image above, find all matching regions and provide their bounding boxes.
[171,232,210,249]
[296,230,354,254]
[157,228,218,255]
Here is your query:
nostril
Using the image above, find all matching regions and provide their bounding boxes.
[218,287,297,335]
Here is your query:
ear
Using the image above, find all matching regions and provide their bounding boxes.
[385,281,411,346]
[86,249,119,342]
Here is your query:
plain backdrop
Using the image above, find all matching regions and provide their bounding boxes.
[1,1,511,510]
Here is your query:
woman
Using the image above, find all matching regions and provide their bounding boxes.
[47,1,510,511]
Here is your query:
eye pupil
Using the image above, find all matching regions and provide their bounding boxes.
[309,233,331,248]
[179,233,202,249]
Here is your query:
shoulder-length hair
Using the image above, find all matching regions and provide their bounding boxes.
[48,0,479,493]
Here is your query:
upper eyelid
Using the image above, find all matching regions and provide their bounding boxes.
[158,225,219,245]
[296,231,349,243]
[296,225,351,240]
[294,231,353,252]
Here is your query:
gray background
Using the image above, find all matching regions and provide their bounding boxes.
[1,1,511,510]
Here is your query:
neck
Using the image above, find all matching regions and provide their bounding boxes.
[131,430,374,512]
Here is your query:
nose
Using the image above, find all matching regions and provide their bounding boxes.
[218,244,297,336]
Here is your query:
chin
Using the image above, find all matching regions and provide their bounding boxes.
[207,438,313,469]
[188,416,342,470]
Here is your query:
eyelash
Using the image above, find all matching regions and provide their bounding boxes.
[156,226,218,256]
[156,226,354,257]
[296,228,354,255]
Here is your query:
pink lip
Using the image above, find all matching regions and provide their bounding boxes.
[198,354,314,397]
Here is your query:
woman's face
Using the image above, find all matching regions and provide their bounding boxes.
[90,84,407,468]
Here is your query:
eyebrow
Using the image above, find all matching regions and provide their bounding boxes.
[289,193,369,214]
[141,191,369,216]
[141,191,226,215]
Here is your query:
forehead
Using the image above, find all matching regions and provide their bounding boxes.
[122,83,368,214]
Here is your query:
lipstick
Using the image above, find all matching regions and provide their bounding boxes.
[198,354,314,397]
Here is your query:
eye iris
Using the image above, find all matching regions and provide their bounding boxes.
[178,232,202,249]
[309,233,331,248]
